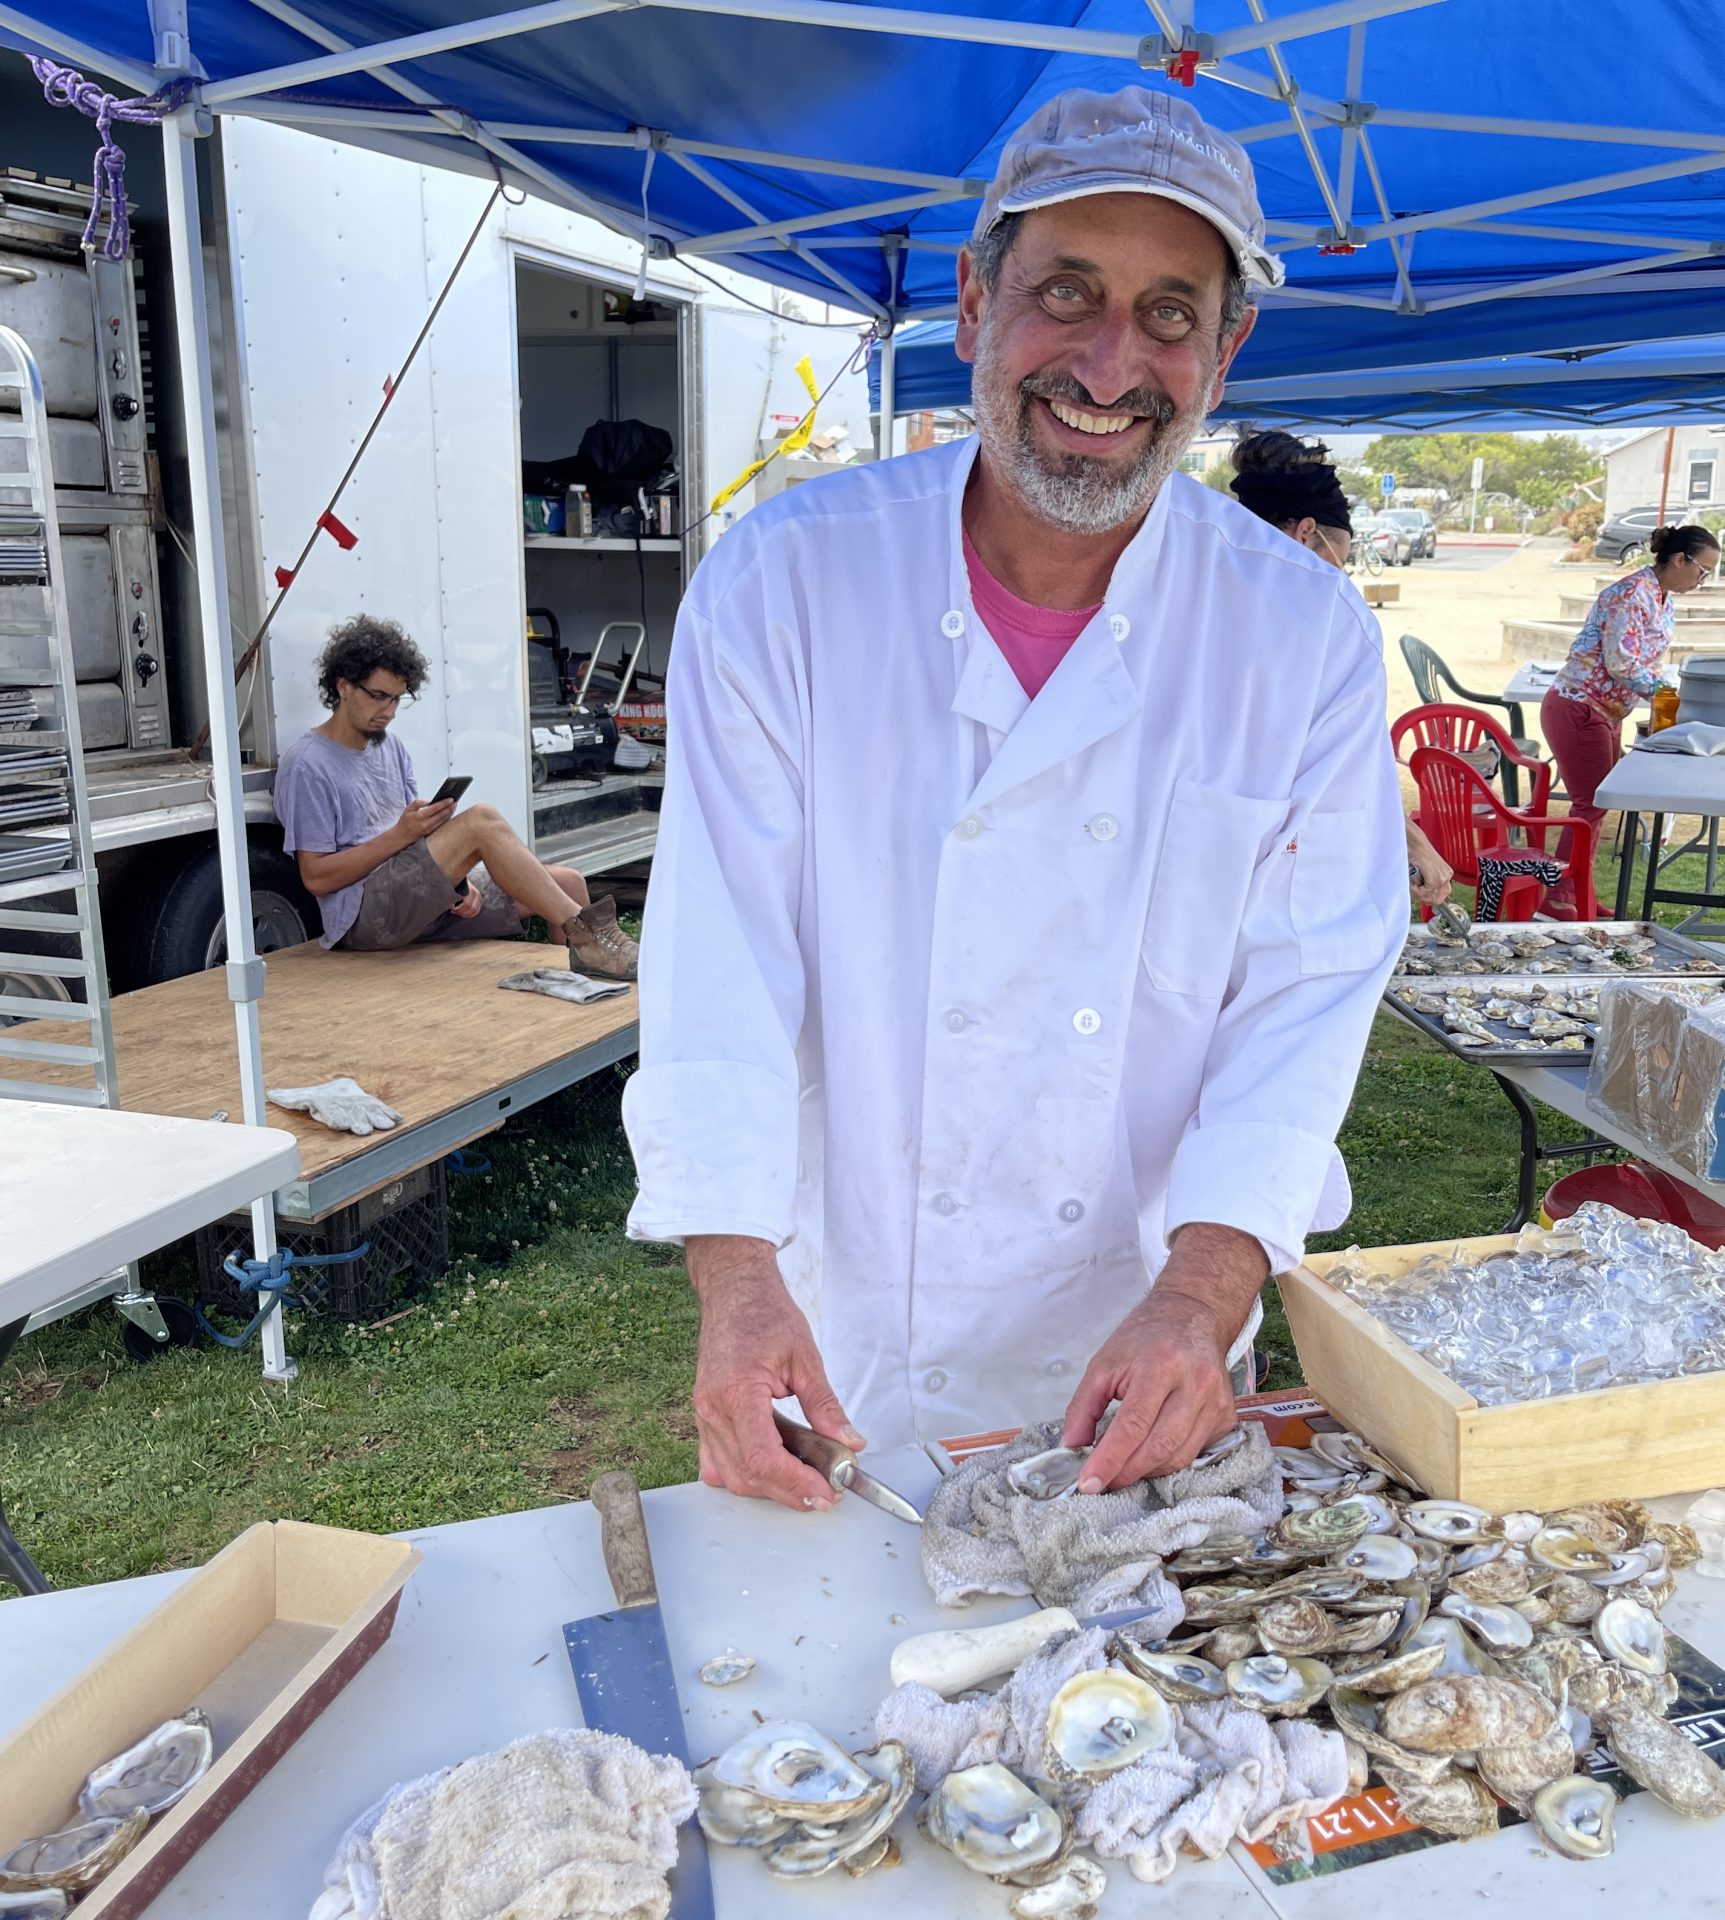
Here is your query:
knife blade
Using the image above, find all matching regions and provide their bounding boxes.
[772,1411,923,1524]
[564,1471,715,1920]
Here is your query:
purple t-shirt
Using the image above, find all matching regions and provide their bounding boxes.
[275,729,416,947]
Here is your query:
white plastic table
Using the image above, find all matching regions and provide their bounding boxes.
[0,1459,1721,1918]
[1596,749,1725,921]
[0,1102,299,1592]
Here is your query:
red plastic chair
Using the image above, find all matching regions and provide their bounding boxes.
[1409,745,1598,921]
[1391,703,1552,816]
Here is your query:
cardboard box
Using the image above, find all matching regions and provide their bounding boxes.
[0,1520,420,1916]
[1279,1235,1725,1509]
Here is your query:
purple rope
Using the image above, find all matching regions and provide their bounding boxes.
[30,59,191,260]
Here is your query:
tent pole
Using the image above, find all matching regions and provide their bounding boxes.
[878,332,897,461]
[161,110,294,1384]
[1659,426,1675,526]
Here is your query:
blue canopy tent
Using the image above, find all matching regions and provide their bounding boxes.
[5,0,1725,1368]
[870,321,1725,429]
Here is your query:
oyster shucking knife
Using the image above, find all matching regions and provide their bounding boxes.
[773,1412,923,1523]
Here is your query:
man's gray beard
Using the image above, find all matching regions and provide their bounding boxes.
[970,323,1214,535]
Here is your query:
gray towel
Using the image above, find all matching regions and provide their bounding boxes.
[919,1420,1283,1625]
[1634,720,1725,756]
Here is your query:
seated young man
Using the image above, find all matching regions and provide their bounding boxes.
[276,615,638,980]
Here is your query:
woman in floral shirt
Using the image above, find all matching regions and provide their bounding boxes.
[1542,522,1720,884]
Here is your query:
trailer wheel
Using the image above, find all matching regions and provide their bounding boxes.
[121,844,320,986]
[121,1295,201,1363]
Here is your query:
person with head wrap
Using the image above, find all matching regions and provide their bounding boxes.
[1230,432,1453,910]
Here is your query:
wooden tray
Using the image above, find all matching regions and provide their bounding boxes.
[0,1520,419,1917]
[1279,1235,1725,1509]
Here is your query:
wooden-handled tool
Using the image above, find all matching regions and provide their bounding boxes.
[772,1411,923,1523]
[564,1472,714,1920]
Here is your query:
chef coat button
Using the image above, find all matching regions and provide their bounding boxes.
[1058,1199,1085,1223]
[1072,1007,1102,1035]
[1109,613,1130,643]
[956,814,983,840]
[933,1192,958,1216]
[944,1008,968,1034]
[941,610,966,638]
[1087,813,1119,841]
[924,1369,948,1393]
[1045,1358,1071,1378]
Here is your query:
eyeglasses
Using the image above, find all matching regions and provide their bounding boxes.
[355,684,414,709]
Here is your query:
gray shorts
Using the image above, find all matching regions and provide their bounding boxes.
[338,841,522,951]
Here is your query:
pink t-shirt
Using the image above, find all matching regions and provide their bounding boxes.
[963,530,1100,699]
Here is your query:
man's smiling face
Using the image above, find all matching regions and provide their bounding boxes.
[957,192,1255,535]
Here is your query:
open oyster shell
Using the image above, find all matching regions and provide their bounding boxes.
[710,1720,882,1822]
[78,1711,214,1821]
[1110,1643,1225,1704]
[1532,1775,1615,1859]
[1042,1670,1172,1780]
[0,1893,70,1918]
[1225,1654,1331,1716]
[763,1741,913,1879]
[0,1812,147,1895]
[919,1762,1070,1883]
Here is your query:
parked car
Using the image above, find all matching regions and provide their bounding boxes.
[1595,505,1666,564]
[1353,513,1415,566]
[1383,506,1437,559]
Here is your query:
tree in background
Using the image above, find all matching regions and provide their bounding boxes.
[1361,432,1598,512]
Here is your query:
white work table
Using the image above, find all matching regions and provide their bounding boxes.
[1,1455,1723,1917]
[0,1101,300,1328]
[0,1101,299,1596]
[1596,750,1725,921]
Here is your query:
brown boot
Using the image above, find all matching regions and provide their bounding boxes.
[565,895,639,982]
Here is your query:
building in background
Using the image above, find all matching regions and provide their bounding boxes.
[1603,424,1725,519]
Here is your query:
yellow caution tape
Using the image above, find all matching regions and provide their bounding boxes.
[709,354,822,513]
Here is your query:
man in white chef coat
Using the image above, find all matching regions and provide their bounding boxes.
[624,86,1406,1511]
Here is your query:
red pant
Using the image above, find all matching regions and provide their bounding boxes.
[1540,687,1621,830]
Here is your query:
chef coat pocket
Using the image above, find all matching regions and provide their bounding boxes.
[1291,807,1371,976]
[1143,779,1283,999]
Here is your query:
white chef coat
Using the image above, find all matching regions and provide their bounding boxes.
[624,437,1406,1452]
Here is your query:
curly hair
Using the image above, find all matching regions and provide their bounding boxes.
[315,615,429,711]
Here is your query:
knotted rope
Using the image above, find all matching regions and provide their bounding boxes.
[30,59,193,259]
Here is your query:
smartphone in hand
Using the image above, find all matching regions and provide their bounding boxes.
[431,776,472,806]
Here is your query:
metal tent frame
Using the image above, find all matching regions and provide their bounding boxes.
[5,0,1725,1372]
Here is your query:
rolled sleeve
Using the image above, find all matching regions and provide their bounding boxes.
[1162,610,1405,1272]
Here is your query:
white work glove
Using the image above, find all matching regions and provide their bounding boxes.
[267,1077,401,1136]
[500,968,631,1005]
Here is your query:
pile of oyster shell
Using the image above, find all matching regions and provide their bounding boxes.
[694,1703,1128,1914]
[1400,924,1717,978]
[1146,1429,1722,1858]
[695,1430,1723,1907]
[0,1711,214,1914]
[695,1725,914,1884]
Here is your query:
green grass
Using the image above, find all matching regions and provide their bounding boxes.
[5,827,1703,1596]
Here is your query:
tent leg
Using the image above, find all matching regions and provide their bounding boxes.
[161,111,296,1386]
[877,332,897,461]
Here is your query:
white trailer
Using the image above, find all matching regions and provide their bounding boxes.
[0,63,873,997]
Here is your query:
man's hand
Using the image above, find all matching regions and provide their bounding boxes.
[396,797,455,845]
[1061,1223,1266,1492]
[686,1235,864,1513]
[448,882,484,919]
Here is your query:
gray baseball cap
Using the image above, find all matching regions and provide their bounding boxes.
[972,85,1284,290]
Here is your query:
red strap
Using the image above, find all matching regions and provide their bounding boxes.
[318,509,358,550]
[381,374,396,402]
[274,565,295,589]
[1166,47,1200,85]
[1318,241,1364,256]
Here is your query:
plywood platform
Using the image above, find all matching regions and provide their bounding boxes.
[4,941,638,1220]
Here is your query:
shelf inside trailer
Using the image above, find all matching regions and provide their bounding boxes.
[524,536,681,553]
